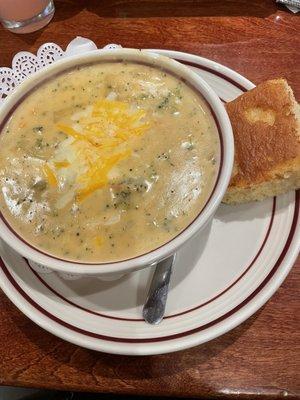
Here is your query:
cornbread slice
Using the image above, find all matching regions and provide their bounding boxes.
[223,79,300,204]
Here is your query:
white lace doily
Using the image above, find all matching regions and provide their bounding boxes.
[1,37,123,280]
[0,36,122,105]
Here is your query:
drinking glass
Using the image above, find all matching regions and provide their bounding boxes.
[0,0,55,34]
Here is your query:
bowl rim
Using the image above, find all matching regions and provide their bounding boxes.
[0,48,234,275]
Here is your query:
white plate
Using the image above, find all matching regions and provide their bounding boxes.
[0,49,299,356]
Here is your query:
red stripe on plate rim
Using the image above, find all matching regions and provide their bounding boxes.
[0,55,297,345]
[25,197,276,322]
[0,192,298,343]
[177,59,248,93]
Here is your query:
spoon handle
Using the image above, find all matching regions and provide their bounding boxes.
[143,255,175,325]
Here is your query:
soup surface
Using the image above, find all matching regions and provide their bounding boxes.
[0,61,219,262]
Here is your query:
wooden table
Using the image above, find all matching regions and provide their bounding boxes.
[0,1,299,398]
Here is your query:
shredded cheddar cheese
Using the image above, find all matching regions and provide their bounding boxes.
[43,164,58,187]
[76,148,132,201]
[44,99,149,201]
[54,161,70,169]
[57,124,87,142]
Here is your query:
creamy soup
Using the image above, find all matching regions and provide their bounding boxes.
[0,62,219,262]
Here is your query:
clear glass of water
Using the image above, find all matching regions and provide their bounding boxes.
[0,0,55,34]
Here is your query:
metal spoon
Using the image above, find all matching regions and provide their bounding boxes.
[143,254,175,325]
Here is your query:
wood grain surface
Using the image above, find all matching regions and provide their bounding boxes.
[0,1,299,398]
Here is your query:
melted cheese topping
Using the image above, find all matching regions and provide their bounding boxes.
[45,100,150,204]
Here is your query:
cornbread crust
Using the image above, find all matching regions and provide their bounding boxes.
[223,79,300,204]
